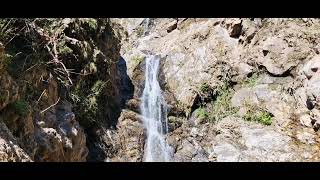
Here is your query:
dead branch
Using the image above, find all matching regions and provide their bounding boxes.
[37,89,46,103]
[40,97,60,114]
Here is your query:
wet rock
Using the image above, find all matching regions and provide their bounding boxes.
[125,98,141,113]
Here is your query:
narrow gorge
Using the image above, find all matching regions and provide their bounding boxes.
[1,18,320,162]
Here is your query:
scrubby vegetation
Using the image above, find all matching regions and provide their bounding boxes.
[194,107,209,121]
[243,102,273,125]
[200,83,210,92]
[194,81,238,123]
[135,26,144,37]
[243,73,259,87]
[12,100,30,116]
[244,109,273,125]
[208,81,238,122]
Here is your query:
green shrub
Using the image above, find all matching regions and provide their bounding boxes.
[244,109,272,125]
[12,100,30,116]
[86,19,98,30]
[2,53,13,69]
[208,81,238,122]
[244,73,259,87]
[136,26,144,37]
[194,107,208,120]
[200,83,210,92]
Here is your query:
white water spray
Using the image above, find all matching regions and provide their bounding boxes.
[141,55,171,162]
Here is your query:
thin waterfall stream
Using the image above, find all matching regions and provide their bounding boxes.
[140,55,171,162]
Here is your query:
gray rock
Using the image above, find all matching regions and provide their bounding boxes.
[213,142,241,162]
[241,128,291,152]
[307,72,320,101]
[192,152,209,162]
[296,131,315,145]
[302,55,320,79]
[231,88,259,107]
[299,114,312,127]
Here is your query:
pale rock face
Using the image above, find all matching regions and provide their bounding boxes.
[112,18,320,162]
[296,131,316,145]
[307,72,320,100]
[302,55,320,79]
[122,19,243,114]
[213,142,241,162]
[300,114,313,127]
[109,109,145,162]
[231,88,259,107]
[0,122,32,162]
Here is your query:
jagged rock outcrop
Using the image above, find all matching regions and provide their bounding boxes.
[112,18,320,162]
[2,18,320,162]
[0,18,124,162]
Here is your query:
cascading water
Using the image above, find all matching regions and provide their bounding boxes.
[141,55,171,162]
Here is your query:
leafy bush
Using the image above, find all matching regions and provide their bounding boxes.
[244,73,259,87]
[200,83,210,92]
[243,108,273,125]
[194,107,208,120]
[208,81,238,122]
[12,100,30,116]
[136,26,144,37]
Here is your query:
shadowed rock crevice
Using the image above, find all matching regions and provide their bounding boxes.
[117,56,134,109]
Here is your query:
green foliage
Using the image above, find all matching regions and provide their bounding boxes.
[194,81,239,123]
[2,53,13,69]
[57,39,73,55]
[86,19,98,30]
[12,100,30,116]
[136,26,144,37]
[25,84,42,102]
[244,73,259,87]
[244,109,273,125]
[194,107,209,120]
[243,102,273,125]
[208,81,238,122]
[70,79,110,127]
[90,80,107,96]
[200,83,210,92]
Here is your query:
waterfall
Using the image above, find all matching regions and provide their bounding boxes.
[141,55,171,162]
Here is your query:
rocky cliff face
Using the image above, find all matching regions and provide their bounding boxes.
[0,18,123,161]
[109,18,320,162]
[1,18,320,162]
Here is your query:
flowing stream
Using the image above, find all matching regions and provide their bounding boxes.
[141,55,171,162]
